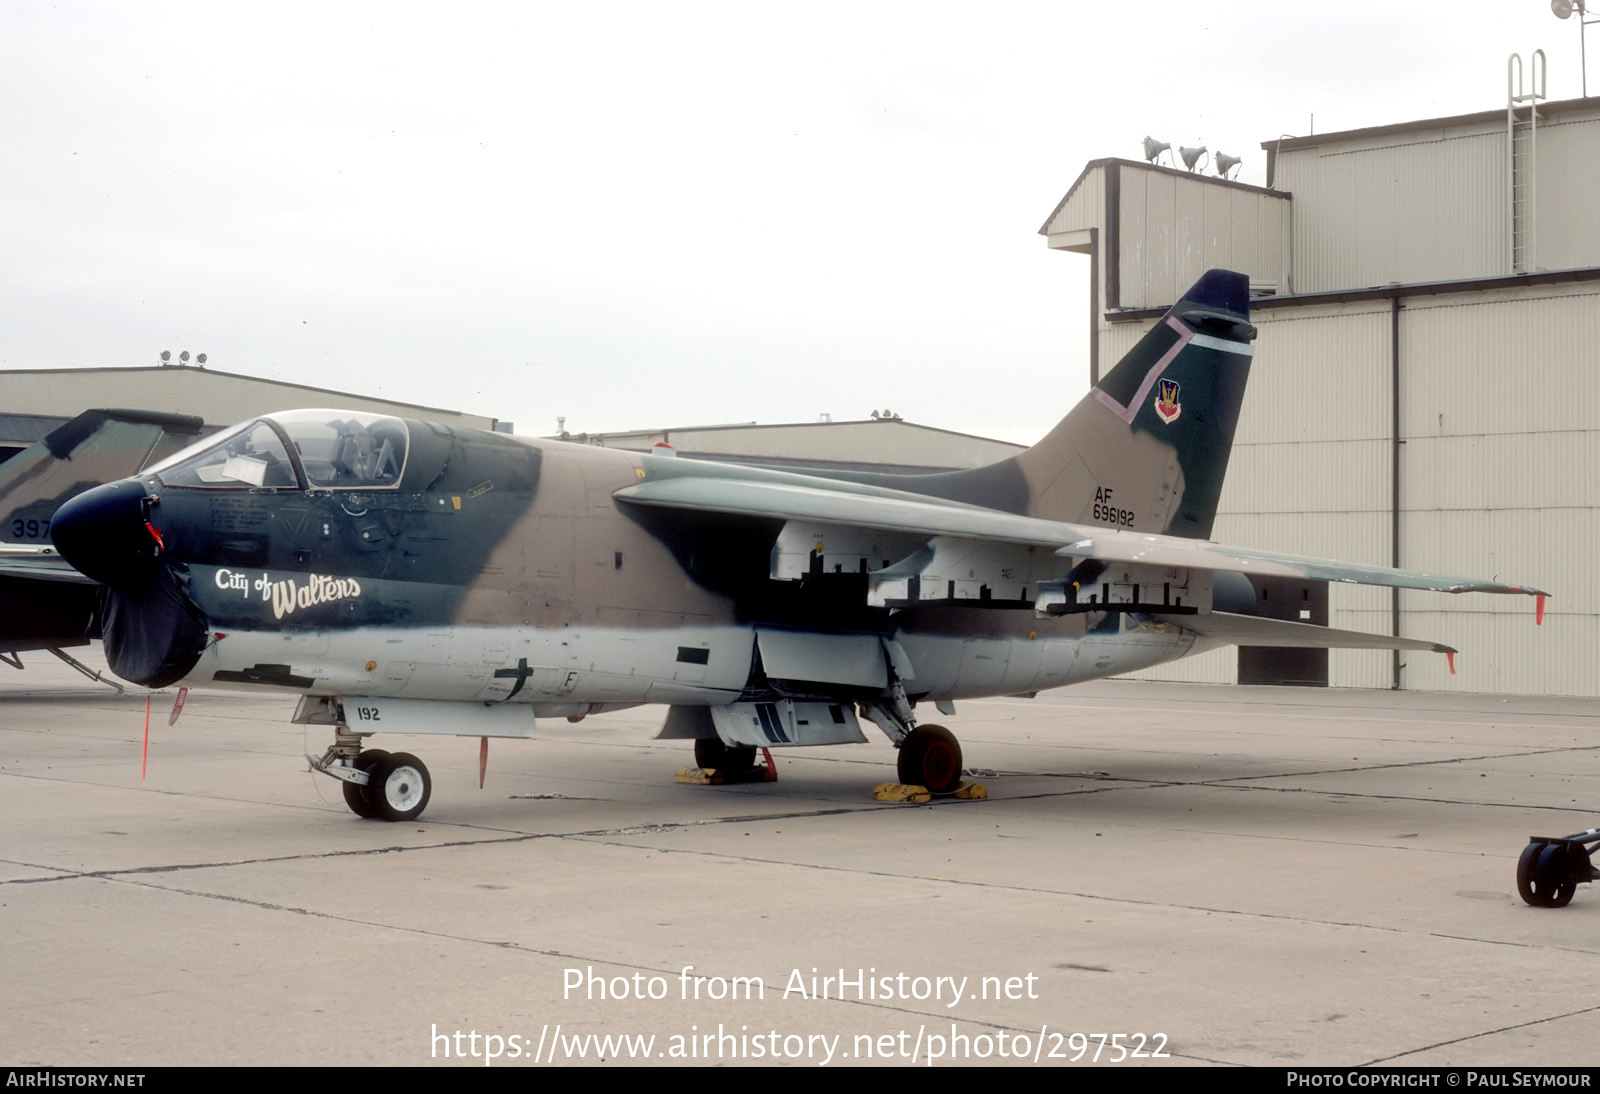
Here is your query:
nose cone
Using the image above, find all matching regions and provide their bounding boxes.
[51,478,208,689]
[51,479,163,587]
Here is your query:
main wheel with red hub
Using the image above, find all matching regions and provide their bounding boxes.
[897,725,962,794]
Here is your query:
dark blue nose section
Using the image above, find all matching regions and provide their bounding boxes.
[50,478,208,688]
[51,479,164,587]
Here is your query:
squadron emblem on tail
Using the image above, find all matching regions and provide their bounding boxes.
[1154,378,1182,424]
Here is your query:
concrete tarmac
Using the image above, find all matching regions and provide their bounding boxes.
[3,646,1599,1068]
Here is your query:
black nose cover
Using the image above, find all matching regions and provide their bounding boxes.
[52,481,208,688]
[50,480,163,588]
[96,566,208,688]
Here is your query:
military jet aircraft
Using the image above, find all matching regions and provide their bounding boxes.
[43,270,1546,823]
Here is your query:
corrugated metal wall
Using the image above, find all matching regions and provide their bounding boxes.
[1537,117,1600,270]
[1047,106,1600,696]
[1110,283,1599,696]
[1275,127,1508,290]
[1274,106,1600,289]
[1395,283,1600,694]
[1115,167,1289,309]
[1041,168,1103,240]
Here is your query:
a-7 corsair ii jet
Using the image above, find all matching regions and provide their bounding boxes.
[45,271,1547,824]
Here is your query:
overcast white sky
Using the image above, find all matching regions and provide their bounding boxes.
[0,2,1580,443]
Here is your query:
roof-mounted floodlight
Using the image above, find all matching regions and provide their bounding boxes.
[1180,145,1208,172]
[159,350,171,365]
[1215,153,1242,179]
[1142,136,1170,164]
[1552,0,1576,18]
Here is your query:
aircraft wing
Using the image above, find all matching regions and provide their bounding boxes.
[1054,532,1546,597]
[0,547,99,655]
[615,473,1549,600]
[0,545,95,584]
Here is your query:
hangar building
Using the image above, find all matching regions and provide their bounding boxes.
[0,365,499,464]
[556,418,1023,474]
[0,366,1009,477]
[1041,94,1600,697]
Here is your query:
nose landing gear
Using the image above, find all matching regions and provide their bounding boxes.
[365,752,432,822]
[340,748,390,819]
[312,739,435,822]
[302,700,437,822]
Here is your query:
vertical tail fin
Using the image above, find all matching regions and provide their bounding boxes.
[1010,269,1255,539]
[876,270,1254,540]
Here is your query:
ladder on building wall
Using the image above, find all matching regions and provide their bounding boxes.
[1507,51,1547,274]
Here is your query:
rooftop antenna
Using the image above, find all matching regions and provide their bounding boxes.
[1551,0,1594,97]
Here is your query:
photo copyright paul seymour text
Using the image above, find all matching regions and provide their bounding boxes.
[1288,1075,1591,1089]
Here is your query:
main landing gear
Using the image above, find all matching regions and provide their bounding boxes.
[1517,830,1600,907]
[896,725,963,795]
[308,723,434,822]
[694,736,758,777]
[860,681,973,797]
[678,737,776,785]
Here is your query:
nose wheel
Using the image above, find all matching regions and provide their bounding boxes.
[310,732,435,822]
[366,752,432,822]
[341,748,391,819]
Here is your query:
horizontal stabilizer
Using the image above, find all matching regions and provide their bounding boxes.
[1068,535,1548,598]
[1149,611,1454,654]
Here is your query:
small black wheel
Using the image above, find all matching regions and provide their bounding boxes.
[342,748,391,819]
[1518,842,1577,908]
[694,736,757,774]
[897,724,963,794]
[367,751,432,822]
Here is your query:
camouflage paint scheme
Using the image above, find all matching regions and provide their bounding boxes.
[40,271,1547,818]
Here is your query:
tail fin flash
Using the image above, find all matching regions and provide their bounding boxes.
[1011,268,1255,539]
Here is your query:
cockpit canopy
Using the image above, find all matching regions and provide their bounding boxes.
[147,410,410,491]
